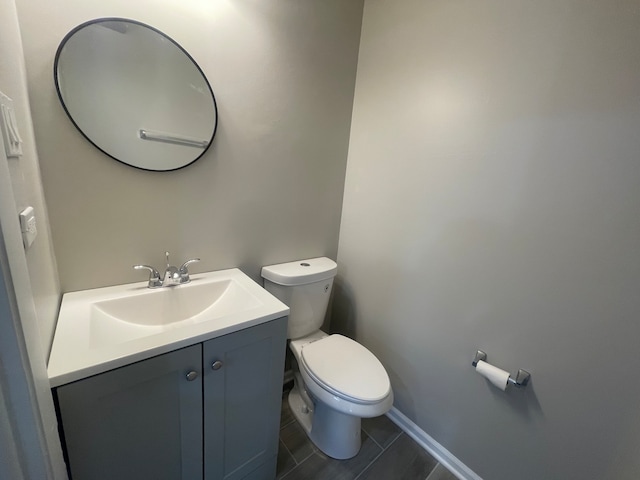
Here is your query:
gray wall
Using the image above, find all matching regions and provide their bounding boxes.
[0,0,65,477]
[16,0,363,293]
[335,1,640,479]
[0,0,60,356]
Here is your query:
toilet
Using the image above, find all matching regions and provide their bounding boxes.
[261,257,393,459]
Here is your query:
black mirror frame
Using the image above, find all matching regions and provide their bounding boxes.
[54,17,218,172]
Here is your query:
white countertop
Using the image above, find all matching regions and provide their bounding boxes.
[48,268,289,387]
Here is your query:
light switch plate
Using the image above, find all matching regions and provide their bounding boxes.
[0,92,24,158]
[19,206,37,249]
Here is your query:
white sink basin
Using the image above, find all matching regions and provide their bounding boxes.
[48,269,289,387]
[92,279,245,327]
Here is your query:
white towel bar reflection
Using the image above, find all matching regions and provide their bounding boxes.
[472,350,531,388]
[139,129,208,148]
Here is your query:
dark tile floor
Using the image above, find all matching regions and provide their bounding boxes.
[276,390,458,480]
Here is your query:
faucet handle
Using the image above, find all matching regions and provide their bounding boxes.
[133,265,162,288]
[178,258,200,283]
[179,258,200,272]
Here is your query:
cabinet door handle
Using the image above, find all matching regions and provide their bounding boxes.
[185,370,198,381]
[211,360,224,371]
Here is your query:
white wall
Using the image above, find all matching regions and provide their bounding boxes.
[16,0,363,293]
[336,1,640,479]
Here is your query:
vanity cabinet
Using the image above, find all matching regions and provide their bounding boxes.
[55,317,287,480]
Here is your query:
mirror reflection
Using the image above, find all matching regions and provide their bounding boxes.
[54,18,218,171]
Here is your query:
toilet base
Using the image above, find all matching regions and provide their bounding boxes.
[288,384,313,434]
[288,385,362,460]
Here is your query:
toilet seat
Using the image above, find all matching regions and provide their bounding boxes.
[300,334,391,405]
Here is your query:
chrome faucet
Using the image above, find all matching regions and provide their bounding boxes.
[133,251,200,288]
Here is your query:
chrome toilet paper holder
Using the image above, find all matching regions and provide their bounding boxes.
[472,350,531,388]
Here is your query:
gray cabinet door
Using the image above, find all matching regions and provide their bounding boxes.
[56,345,203,480]
[204,317,287,480]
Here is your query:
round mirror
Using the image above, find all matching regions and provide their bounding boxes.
[54,18,218,171]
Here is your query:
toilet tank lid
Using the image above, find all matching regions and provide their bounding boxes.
[261,257,337,286]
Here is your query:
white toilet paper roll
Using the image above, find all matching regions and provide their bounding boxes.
[475,360,510,391]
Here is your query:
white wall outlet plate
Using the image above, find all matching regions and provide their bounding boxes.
[19,206,37,249]
[0,92,24,158]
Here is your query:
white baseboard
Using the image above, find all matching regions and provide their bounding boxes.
[386,407,482,480]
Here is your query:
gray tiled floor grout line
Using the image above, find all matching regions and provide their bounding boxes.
[366,436,383,451]
[424,466,433,480]
[352,448,386,480]
[281,416,296,429]
[298,450,315,466]
[280,439,296,465]
[279,450,316,480]
[352,431,405,480]
[360,417,403,453]
[423,463,440,480]
[279,464,292,480]
[360,426,384,451]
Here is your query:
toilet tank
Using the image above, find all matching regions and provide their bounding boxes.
[261,257,337,339]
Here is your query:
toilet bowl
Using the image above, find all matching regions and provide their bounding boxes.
[261,257,393,459]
